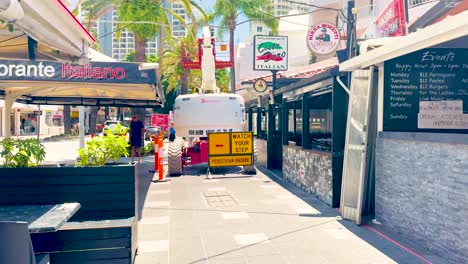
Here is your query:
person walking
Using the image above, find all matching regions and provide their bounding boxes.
[130,114,145,163]
[169,121,176,142]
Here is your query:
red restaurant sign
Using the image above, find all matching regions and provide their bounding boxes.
[375,0,407,38]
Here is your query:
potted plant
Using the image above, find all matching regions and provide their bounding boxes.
[143,141,155,156]
[0,138,46,168]
[0,124,138,220]
[77,124,130,167]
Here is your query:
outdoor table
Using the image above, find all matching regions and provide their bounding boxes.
[0,203,81,233]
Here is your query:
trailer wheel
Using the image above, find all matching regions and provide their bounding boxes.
[168,140,183,176]
[243,141,257,175]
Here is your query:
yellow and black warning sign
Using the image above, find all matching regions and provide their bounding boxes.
[208,132,230,155]
[208,132,254,167]
[209,155,253,167]
[231,132,253,154]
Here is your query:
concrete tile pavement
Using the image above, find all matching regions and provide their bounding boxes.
[134,161,446,264]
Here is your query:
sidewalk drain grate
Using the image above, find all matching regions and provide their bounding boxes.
[203,192,238,207]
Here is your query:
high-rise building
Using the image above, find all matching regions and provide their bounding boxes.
[249,0,311,37]
[170,2,188,37]
[78,0,188,61]
[109,9,159,61]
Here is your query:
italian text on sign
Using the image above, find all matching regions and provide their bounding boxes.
[209,155,253,167]
[231,132,253,154]
[208,132,230,155]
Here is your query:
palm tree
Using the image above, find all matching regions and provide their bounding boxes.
[215,68,230,93]
[77,0,170,124]
[213,0,278,93]
[76,0,205,121]
[162,36,194,95]
[77,0,170,60]
[114,0,170,62]
[161,6,209,95]
[162,38,231,95]
[76,0,205,61]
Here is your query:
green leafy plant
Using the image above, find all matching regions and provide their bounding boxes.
[77,124,129,167]
[143,141,155,155]
[0,139,46,168]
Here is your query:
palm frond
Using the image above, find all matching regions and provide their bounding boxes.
[189,0,209,23]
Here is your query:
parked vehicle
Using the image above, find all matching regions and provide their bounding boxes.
[103,120,127,136]
[145,126,162,140]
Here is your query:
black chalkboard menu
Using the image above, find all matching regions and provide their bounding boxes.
[383,48,468,133]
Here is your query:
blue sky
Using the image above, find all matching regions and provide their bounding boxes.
[199,0,250,44]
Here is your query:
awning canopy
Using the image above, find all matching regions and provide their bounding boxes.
[340,10,468,72]
[0,0,95,61]
[0,1,165,107]
[0,59,164,107]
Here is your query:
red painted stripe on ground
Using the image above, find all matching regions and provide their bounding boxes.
[362,224,433,264]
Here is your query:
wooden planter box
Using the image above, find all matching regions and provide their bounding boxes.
[0,164,138,221]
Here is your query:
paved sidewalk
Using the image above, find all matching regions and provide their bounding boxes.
[134,162,444,264]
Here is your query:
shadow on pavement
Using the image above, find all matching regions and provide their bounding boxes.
[338,219,445,264]
[181,163,245,177]
[143,206,335,218]
[256,165,445,264]
[136,159,157,221]
[41,137,79,143]
[256,165,339,217]
[188,219,337,264]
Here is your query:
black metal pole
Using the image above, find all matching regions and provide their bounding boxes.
[282,98,288,145]
[403,0,409,35]
[346,0,356,86]
[302,97,309,149]
[248,108,253,132]
[346,1,355,60]
[267,70,278,169]
[293,105,297,136]
[256,108,262,139]
[27,36,37,61]
[271,71,277,93]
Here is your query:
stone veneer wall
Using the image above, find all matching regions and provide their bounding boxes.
[376,132,468,264]
[282,143,333,206]
[254,139,267,168]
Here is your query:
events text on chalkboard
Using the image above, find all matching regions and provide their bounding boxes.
[383,48,468,133]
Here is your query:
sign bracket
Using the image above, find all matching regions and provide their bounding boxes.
[206,167,212,180]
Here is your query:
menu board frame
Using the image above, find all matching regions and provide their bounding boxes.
[383,48,468,133]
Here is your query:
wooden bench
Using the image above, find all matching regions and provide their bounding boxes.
[0,165,138,264]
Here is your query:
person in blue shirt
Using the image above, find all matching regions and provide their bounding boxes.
[169,121,176,142]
